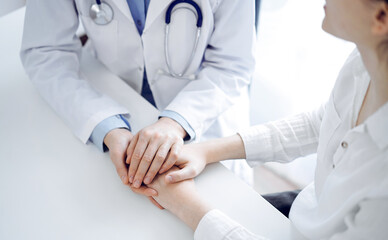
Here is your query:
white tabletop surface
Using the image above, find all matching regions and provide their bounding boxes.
[0,8,291,240]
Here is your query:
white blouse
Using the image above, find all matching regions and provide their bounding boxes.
[194,49,388,240]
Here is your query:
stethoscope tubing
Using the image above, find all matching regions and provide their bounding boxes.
[165,0,203,28]
[90,0,203,78]
[164,0,203,77]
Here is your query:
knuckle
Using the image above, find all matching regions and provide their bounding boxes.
[141,129,152,138]
[166,133,175,141]
[132,152,142,160]
[170,152,179,160]
[142,155,153,163]
[153,132,162,140]
[155,153,165,162]
[187,168,196,176]
[172,135,181,142]
[158,146,168,154]
[147,170,156,178]
[126,147,133,155]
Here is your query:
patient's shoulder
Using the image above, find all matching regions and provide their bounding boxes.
[331,48,369,101]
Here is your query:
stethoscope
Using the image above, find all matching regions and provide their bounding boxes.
[90,0,114,25]
[90,0,203,78]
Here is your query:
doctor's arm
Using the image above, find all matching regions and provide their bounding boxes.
[20,0,135,185]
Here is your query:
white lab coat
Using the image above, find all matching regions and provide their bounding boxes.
[20,0,255,143]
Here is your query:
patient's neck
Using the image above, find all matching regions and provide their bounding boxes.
[358,46,388,106]
[355,46,388,126]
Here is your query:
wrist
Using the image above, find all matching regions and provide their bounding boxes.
[174,193,213,230]
[104,128,132,150]
[159,117,187,139]
[205,134,246,164]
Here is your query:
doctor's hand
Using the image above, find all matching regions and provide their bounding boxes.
[126,117,186,188]
[104,129,160,203]
[128,143,207,207]
[104,128,134,185]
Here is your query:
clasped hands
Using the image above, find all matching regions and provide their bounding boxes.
[103,117,207,209]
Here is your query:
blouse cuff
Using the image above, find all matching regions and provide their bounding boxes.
[237,124,274,167]
[194,209,241,240]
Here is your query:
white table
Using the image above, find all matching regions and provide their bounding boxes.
[0,8,291,240]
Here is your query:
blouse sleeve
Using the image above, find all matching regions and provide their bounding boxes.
[194,209,268,240]
[238,104,325,167]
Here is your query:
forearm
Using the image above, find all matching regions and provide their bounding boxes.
[204,134,246,164]
[172,192,213,231]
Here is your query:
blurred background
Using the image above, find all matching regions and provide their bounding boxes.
[251,0,354,193]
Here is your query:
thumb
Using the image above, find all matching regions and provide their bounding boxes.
[165,166,197,183]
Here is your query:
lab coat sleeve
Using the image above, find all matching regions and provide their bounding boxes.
[194,209,268,240]
[238,105,325,167]
[163,0,256,139]
[20,0,129,143]
[90,115,131,152]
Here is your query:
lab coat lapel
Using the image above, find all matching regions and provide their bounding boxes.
[144,0,172,32]
[111,0,134,23]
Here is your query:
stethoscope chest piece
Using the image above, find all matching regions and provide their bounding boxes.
[90,2,114,25]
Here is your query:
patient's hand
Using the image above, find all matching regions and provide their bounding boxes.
[146,167,196,212]
[164,143,209,183]
[144,167,212,230]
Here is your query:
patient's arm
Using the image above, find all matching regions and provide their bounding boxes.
[146,167,213,230]
[144,168,267,240]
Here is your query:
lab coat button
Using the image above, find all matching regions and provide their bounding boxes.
[341,141,348,149]
[332,164,335,169]
[138,67,143,72]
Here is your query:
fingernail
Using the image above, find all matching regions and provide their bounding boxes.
[159,168,165,174]
[150,189,158,196]
[129,176,133,183]
[134,180,141,188]
[166,175,173,183]
[144,176,151,184]
[121,175,126,182]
